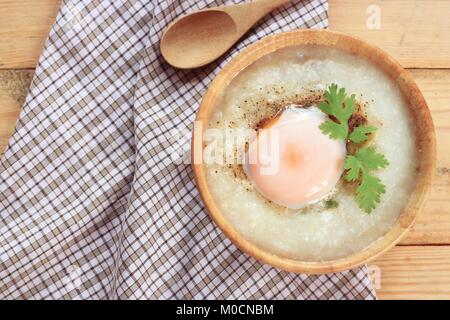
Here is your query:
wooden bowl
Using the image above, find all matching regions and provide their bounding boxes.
[191,29,436,274]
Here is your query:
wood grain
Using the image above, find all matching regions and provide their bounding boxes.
[373,245,450,299]
[329,0,450,68]
[1,0,450,299]
[0,0,59,69]
[401,69,450,245]
[2,1,450,68]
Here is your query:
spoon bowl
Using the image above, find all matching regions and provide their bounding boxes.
[161,10,237,69]
[160,0,292,69]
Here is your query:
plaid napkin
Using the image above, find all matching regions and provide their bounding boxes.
[0,0,376,299]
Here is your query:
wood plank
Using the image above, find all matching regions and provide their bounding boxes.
[0,0,60,69]
[401,69,450,245]
[1,0,450,301]
[329,0,450,68]
[1,1,450,68]
[372,245,450,299]
[1,68,449,244]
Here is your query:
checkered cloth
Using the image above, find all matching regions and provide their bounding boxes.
[0,0,376,299]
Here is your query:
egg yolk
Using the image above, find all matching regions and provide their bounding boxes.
[243,106,346,209]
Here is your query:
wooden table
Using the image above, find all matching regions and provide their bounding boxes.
[1,0,449,299]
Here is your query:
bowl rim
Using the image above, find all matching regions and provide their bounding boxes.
[191,29,436,274]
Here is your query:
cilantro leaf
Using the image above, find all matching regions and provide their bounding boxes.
[343,146,389,213]
[318,101,333,115]
[316,84,389,214]
[342,94,357,122]
[354,147,389,171]
[319,120,348,140]
[349,125,377,143]
[343,155,363,182]
[319,84,356,140]
[356,171,386,213]
[344,147,388,182]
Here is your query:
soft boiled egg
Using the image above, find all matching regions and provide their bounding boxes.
[243,106,346,209]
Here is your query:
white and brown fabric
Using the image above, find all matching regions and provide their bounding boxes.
[0,0,376,299]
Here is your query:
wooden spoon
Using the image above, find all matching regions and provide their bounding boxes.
[160,0,292,69]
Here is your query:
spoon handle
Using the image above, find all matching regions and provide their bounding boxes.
[226,0,293,35]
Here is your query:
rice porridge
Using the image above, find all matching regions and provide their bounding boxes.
[203,46,418,261]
